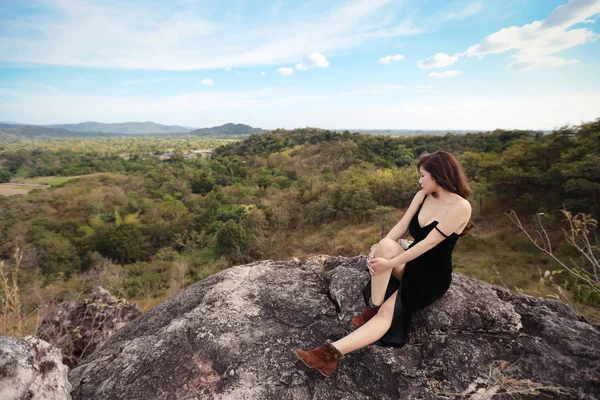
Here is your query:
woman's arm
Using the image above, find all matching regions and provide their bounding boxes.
[383,190,426,241]
[371,200,472,272]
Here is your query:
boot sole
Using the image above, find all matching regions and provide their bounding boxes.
[294,349,332,378]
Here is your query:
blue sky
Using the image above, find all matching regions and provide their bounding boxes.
[0,0,599,130]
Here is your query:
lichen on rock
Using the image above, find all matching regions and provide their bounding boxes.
[0,335,72,400]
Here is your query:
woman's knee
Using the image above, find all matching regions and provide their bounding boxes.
[375,238,404,256]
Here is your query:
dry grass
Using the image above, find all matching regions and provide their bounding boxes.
[0,173,115,196]
[0,183,49,196]
[0,246,24,335]
[12,173,110,185]
[430,360,578,399]
[267,207,402,261]
[132,295,169,312]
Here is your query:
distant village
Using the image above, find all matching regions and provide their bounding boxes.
[119,149,213,161]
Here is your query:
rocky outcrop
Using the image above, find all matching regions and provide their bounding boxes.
[0,335,72,400]
[37,286,141,367]
[69,256,600,400]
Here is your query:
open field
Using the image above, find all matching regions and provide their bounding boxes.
[0,173,115,196]
[23,177,74,186]
[0,183,49,196]
[0,174,108,196]
[11,174,99,186]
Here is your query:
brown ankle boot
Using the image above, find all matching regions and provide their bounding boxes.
[351,305,379,329]
[295,340,343,377]
[352,297,381,329]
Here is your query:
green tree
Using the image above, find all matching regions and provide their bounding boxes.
[215,220,248,265]
[191,173,216,195]
[336,174,378,222]
[0,168,10,183]
[98,223,149,264]
[38,232,81,279]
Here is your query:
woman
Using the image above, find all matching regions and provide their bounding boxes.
[295,151,473,377]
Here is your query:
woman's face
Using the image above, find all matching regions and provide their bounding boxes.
[419,167,437,193]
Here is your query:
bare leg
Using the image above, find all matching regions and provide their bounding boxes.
[391,263,406,281]
[332,290,398,355]
[370,238,405,306]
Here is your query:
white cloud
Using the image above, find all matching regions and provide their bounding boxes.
[340,90,384,96]
[353,84,434,93]
[542,0,600,29]
[428,70,461,78]
[370,19,420,38]
[276,67,293,75]
[455,0,600,71]
[378,54,405,64]
[0,0,418,70]
[444,2,483,21]
[378,85,407,89]
[201,78,214,86]
[507,56,579,71]
[296,53,330,70]
[333,0,394,25]
[463,22,598,58]
[418,52,459,69]
[260,72,267,76]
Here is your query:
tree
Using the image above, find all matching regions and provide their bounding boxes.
[191,173,216,195]
[98,223,149,264]
[392,144,414,167]
[215,220,248,265]
[0,168,10,183]
[39,232,81,279]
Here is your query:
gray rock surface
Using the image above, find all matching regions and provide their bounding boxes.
[69,256,600,400]
[37,286,141,367]
[0,335,72,400]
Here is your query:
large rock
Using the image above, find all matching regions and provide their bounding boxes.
[37,286,141,367]
[69,256,600,400]
[0,335,72,400]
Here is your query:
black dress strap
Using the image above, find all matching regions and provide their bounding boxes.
[434,225,449,238]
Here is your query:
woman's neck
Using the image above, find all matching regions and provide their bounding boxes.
[432,187,458,203]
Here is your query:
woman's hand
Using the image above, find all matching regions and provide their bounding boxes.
[368,256,393,276]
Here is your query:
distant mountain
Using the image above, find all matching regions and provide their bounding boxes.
[189,123,265,136]
[0,122,265,138]
[0,123,89,137]
[48,121,194,134]
[0,121,19,125]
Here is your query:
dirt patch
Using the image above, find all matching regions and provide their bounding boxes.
[0,183,49,196]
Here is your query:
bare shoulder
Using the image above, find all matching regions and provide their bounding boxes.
[414,189,426,202]
[455,197,472,214]
[404,190,426,215]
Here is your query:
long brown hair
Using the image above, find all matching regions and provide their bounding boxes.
[417,151,473,235]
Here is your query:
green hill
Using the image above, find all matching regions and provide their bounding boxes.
[189,123,264,136]
[0,123,88,137]
[48,121,194,134]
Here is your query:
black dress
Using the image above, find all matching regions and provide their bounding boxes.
[362,194,461,347]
